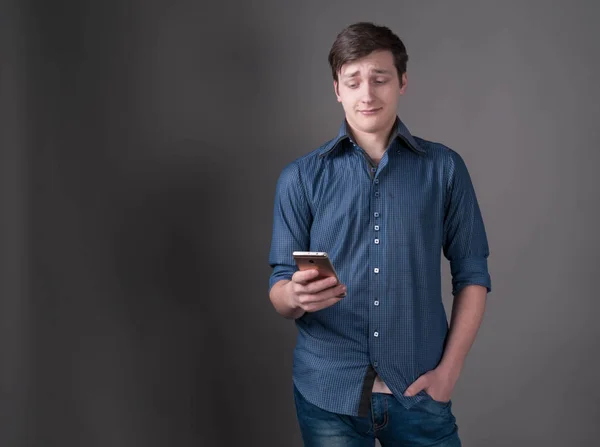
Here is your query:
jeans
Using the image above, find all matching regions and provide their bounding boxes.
[294,385,461,446]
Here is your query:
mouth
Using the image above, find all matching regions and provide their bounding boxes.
[358,108,383,115]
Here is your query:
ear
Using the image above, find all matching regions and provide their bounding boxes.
[334,80,342,102]
[399,72,408,95]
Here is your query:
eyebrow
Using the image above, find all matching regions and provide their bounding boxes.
[371,69,393,75]
[341,69,393,79]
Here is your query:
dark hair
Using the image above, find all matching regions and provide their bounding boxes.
[328,22,408,85]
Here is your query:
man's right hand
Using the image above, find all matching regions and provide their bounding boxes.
[287,269,347,314]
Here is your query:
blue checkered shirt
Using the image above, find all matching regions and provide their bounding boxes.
[268,118,491,417]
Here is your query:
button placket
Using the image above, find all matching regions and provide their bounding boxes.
[373,179,381,309]
[371,176,383,364]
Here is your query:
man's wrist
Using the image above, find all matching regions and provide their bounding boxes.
[437,357,464,381]
[283,281,305,319]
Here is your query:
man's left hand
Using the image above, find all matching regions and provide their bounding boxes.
[403,366,459,403]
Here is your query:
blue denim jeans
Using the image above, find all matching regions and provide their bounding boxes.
[294,385,461,446]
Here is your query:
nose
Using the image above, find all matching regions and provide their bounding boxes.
[360,83,375,103]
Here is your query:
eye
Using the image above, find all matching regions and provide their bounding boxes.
[347,83,358,89]
[373,78,388,85]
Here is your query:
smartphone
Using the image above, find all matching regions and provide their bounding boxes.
[292,251,340,282]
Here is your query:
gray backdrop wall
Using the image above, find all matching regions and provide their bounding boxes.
[1,0,599,446]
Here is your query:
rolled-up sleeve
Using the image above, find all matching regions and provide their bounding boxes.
[443,150,492,296]
[268,161,312,291]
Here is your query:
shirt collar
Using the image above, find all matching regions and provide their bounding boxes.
[318,117,425,157]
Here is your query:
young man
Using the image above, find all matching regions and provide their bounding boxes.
[268,22,491,446]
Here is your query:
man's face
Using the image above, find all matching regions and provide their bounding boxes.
[334,50,407,135]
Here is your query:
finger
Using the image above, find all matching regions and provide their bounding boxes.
[298,284,346,305]
[304,295,344,313]
[292,269,321,285]
[302,276,339,294]
[298,284,346,306]
[404,375,428,397]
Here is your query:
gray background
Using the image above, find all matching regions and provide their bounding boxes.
[1,0,599,446]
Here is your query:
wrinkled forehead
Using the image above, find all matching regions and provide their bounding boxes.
[339,50,396,79]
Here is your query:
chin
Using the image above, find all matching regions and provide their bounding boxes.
[353,114,394,133]
[356,120,388,134]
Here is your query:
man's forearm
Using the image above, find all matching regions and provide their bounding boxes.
[438,285,487,377]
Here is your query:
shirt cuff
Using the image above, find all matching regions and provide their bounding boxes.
[269,265,295,292]
[450,256,492,296]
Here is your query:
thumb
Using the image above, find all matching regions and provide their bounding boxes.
[404,375,428,397]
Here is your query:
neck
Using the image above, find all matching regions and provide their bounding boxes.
[348,119,396,163]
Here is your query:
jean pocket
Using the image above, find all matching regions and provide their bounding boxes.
[428,395,451,406]
[417,395,453,417]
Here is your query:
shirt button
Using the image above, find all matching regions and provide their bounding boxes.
[374,179,379,184]
[374,300,379,306]
[375,192,380,198]
[373,361,379,367]
[373,268,379,274]
[371,167,377,173]
[374,239,380,244]
[374,225,380,231]
[374,331,379,337]
[374,212,380,218]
